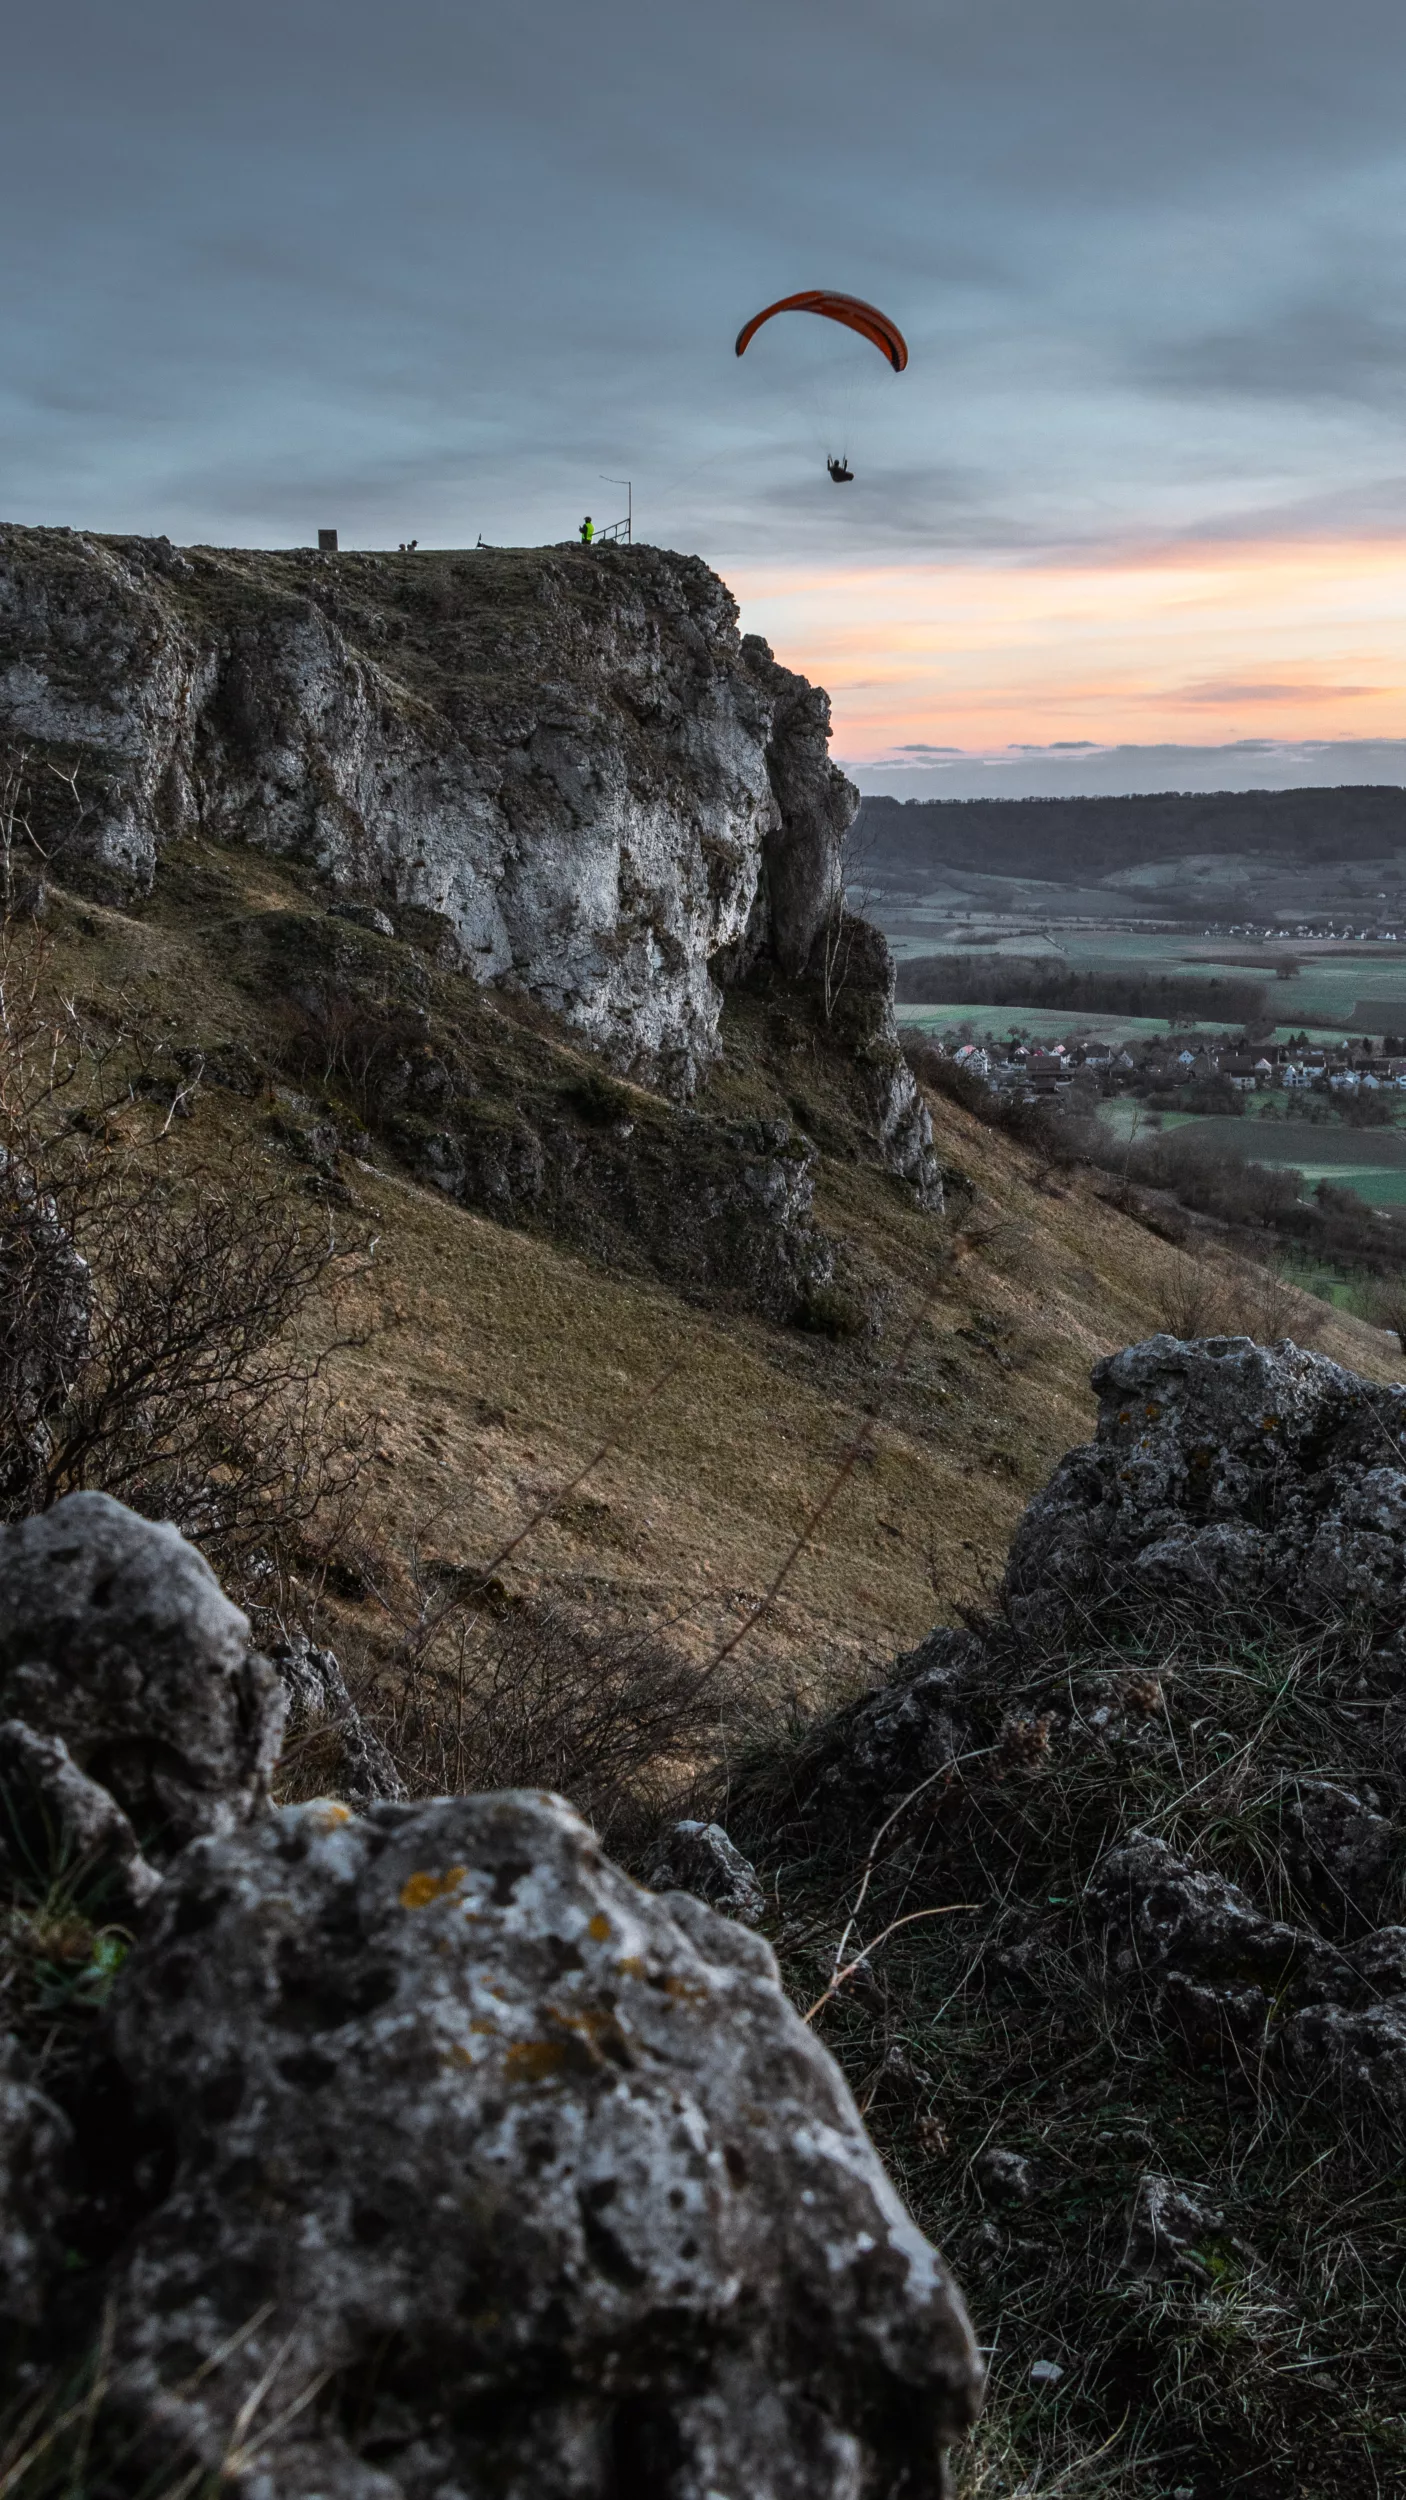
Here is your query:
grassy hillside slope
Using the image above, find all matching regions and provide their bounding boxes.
[29,836,1396,1716]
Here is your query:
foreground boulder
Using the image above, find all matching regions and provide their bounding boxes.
[0,1493,982,2493]
[0,1492,284,1857]
[95,1790,980,2499]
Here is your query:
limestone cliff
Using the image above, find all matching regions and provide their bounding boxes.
[0,530,852,1099]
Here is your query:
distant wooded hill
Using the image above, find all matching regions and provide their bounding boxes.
[855,787,1406,884]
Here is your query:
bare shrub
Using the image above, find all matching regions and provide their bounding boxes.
[0,923,369,1575]
[362,1601,738,1847]
[1356,1276,1406,1353]
[1153,1249,1325,1348]
[1152,1253,1231,1341]
[45,1163,368,1567]
[1221,1255,1325,1347]
[281,987,430,1125]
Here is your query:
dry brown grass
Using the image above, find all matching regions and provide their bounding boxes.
[1152,1247,1329,1348]
[20,839,1400,1726]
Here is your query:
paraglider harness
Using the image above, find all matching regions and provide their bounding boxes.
[827,457,854,484]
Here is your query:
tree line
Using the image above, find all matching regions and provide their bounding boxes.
[893,955,1266,1024]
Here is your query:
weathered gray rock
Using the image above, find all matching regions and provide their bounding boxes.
[1120,2175,1225,2286]
[648,1818,767,1924]
[974,2148,1034,2205]
[99,1790,983,2499]
[1282,1779,1395,1929]
[0,1719,161,1914]
[329,899,394,937]
[1086,1832,1342,2042]
[1282,1991,1406,2115]
[0,1492,284,1858]
[738,635,849,979]
[269,1631,405,1805]
[1089,1833,1406,2113]
[823,915,942,1210]
[0,532,856,1098]
[1004,1335,1406,1645]
[0,2044,71,2323]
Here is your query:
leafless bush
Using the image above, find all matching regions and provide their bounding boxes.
[1152,1248,1324,1348]
[1224,1255,1325,1346]
[1151,1253,1229,1341]
[364,1601,737,1846]
[46,1167,369,1565]
[1356,1276,1406,1353]
[0,738,104,900]
[0,922,369,1573]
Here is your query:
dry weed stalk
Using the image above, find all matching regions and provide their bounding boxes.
[1153,1247,1325,1349]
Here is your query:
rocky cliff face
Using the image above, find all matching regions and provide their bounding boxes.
[0,530,854,1098]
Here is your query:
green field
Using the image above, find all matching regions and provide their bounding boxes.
[1096,1096,1406,1211]
[879,914,1406,1038]
[896,1003,1357,1050]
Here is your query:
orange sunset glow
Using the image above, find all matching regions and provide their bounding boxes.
[733,537,1406,761]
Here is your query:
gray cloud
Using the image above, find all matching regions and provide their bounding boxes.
[1176,681,1377,706]
[5,0,1406,593]
[854,739,1406,801]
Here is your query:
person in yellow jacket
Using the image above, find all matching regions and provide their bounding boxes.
[579,515,594,545]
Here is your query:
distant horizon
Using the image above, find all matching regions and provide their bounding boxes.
[846,737,1406,804]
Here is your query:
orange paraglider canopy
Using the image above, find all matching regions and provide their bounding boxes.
[734,291,908,373]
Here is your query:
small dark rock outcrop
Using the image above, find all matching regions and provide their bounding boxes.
[1120,2174,1227,2286]
[1004,1332,1406,1645]
[268,1629,405,1805]
[824,1335,1406,1814]
[0,1492,284,1856]
[0,1493,983,2493]
[406,1100,839,1318]
[1089,1830,1406,2111]
[784,1336,1406,2126]
[648,1818,767,1923]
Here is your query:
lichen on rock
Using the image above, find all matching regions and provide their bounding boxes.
[89,1788,981,2497]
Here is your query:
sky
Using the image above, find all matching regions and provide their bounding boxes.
[6,0,1406,791]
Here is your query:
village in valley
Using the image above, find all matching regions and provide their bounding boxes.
[947,1030,1406,1100]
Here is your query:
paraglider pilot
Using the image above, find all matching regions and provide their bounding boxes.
[827,458,854,484]
[579,515,595,544]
